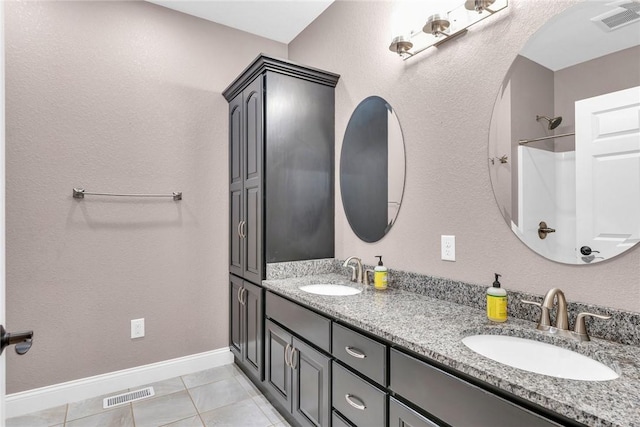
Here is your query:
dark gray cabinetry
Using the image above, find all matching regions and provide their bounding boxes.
[389,398,439,427]
[332,362,386,427]
[292,337,331,427]
[259,292,571,427]
[229,275,263,381]
[389,349,562,427]
[332,323,387,387]
[331,323,388,427]
[265,319,331,427]
[229,77,263,285]
[265,291,331,352]
[264,319,292,410]
[225,55,340,279]
[226,55,338,395]
[333,411,354,427]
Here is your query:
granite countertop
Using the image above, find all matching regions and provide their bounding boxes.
[262,273,640,427]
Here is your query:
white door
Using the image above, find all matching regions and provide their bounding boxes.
[575,86,640,262]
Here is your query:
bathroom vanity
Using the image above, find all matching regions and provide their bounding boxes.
[246,268,640,427]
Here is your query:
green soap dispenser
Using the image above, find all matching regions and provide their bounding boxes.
[487,273,507,322]
[374,256,388,290]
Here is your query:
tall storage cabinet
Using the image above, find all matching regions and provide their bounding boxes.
[224,55,339,382]
[229,76,263,285]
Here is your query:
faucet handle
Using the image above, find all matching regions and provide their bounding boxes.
[521,299,541,308]
[573,312,611,341]
[363,269,374,286]
[521,300,552,329]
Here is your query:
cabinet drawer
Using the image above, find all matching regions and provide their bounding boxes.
[332,410,353,427]
[332,323,387,386]
[390,349,561,427]
[332,362,386,427]
[389,398,438,427]
[265,292,331,352]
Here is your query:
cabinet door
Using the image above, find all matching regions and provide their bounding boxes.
[264,319,292,412]
[229,95,244,276]
[292,337,331,427]
[243,281,263,381]
[230,187,243,276]
[230,94,244,188]
[229,275,243,359]
[243,78,263,284]
[264,71,335,262]
[389,398,440,427]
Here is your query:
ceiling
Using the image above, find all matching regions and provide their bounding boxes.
[520,0,640,71]
[147,0,334,44]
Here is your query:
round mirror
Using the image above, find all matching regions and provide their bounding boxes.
[340,96,406,243]
[489,1,640,264]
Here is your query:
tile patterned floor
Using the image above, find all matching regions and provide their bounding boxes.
[6,364,291,427]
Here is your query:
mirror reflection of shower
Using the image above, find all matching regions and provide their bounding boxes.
[536,114,562,130]
[487,0,640,265]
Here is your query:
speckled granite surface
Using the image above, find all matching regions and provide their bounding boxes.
[266,258,338,280]
[379,265,640,347]
[262,273,640,427]
[268,259,639,346]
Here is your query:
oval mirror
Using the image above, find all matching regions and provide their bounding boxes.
[489,1,640,264]
[340,96,406,243]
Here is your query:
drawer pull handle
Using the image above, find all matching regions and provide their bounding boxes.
[345,394,366,411]
[345,346,366,359]
[237,286,244,304]
[285,343,292,367]
[291,347,298,370]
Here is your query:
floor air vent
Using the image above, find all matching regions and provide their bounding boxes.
[592,1,640,31]
[103,387,155,409]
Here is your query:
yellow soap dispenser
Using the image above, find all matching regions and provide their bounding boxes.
[487,273,507,322]
[374,256,388,290]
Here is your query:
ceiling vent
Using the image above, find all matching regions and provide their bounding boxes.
[591,1,640,31]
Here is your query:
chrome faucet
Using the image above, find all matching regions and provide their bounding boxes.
[343,256,363,284]
[523,288,569,332]
[522,288,611,341]
[541,288,569,331]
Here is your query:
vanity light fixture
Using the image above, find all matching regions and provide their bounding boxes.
[388,0,508,59]
[389,35,414,56]
[423,14,451,37]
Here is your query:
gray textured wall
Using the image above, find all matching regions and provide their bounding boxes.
[289,0,640,311]
[5,1,286,393]
[6,0,640,396]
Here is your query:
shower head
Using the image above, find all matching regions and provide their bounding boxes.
[536,115,563,130]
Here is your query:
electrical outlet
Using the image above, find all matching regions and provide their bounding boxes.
[441,235,456,261]
[131,318,145,339]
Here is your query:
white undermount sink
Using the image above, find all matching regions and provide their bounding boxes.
[462,334,618,381]
[299,284,362,296]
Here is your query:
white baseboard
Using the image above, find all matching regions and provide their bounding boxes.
[6,347,234,419]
